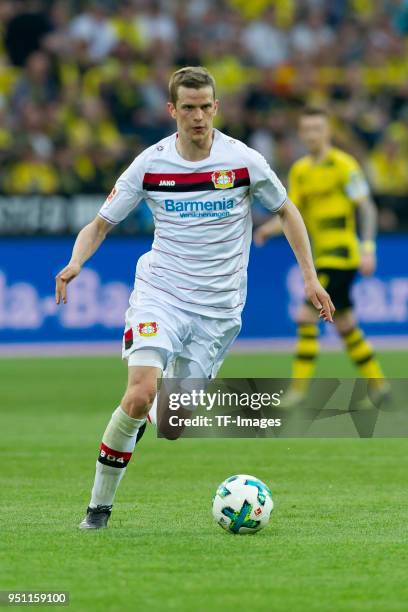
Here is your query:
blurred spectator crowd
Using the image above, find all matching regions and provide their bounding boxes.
[1,0,408,230]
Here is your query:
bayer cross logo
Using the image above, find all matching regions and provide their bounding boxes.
[138,322,158,337]
[211,170,235,189]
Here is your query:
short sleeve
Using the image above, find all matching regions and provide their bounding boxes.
[288,164,303,210]
[343,158,370,202]
[248,149,287,213]
[98,150,148,225]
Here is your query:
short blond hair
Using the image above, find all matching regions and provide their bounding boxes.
[168,66,216,105]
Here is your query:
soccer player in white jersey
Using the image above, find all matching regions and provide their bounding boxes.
[55,66,334,529]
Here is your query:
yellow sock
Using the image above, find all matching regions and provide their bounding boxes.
[342,327,385,388]
[292,323,319,393]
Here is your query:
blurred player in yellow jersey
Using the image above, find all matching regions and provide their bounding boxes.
[255,107,389,405]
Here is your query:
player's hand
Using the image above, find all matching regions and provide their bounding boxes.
[359,252,376,276]
[304,277,335,323]
[55,262,81,304]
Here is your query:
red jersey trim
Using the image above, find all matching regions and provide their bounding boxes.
[142,168,250,192]
[144,167,249,185]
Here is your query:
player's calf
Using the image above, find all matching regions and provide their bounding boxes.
[336,312,387,385]
[79,368,159,530]
[121,367,158,419]
[121,386,156,419]
[78,406,146,529]
[291,316,320,397]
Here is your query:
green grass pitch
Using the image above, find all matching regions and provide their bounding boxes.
[1,351,408,611]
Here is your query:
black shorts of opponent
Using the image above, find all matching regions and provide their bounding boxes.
[306,268,358,311]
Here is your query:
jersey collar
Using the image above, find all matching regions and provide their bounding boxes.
[173,129,219,167]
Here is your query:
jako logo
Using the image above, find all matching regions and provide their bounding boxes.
[159,180,176,186]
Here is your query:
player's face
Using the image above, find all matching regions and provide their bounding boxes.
[168,86,218,144]
[299,115,330,154]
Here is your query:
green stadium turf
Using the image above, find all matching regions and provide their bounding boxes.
[1,351,407,611]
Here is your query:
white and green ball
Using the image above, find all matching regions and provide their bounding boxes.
[212,474,273,534]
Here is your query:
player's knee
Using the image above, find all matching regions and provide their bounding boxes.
[296,314,318,326]
[121,381,156,418]
[296,304,318,325]
[334,309,355,335]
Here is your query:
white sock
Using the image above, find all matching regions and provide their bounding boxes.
[147,395,157,426]
[89,406,146,508]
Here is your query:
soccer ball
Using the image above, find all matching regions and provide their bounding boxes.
[212,474,273,534]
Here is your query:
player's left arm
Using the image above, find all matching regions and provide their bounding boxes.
[356,196,378,276]
[248,148,334,322]
[278,199,335,323]
[253,163,301,246]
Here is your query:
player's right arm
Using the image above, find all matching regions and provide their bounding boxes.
[55,146,150,305]
[55,216,113,304]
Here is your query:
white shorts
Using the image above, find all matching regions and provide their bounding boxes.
[122,293,241,379]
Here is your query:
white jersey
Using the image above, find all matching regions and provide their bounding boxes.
[98,129,287,319]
